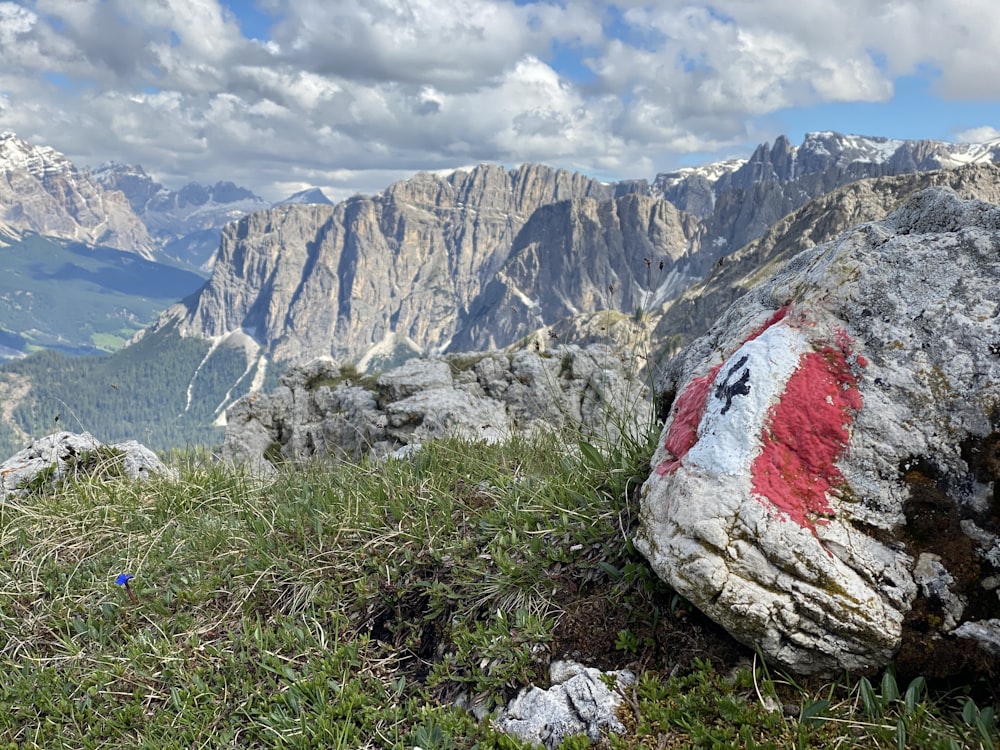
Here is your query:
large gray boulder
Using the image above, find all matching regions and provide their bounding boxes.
[638,188,1000,677]
[223,358,385,473]
[0,431,175,499]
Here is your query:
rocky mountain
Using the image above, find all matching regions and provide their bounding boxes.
[651,157,747,217]
[0,132,156,258]
[0,131,340,364]
[654,131,1000,254]
[94,162,268,268]
[4,130,1000,451]
[148,131,1000,381]
[448,192,703,352]
[156,164,631,372]
[652,161,1000,363]
[276,188,334,206]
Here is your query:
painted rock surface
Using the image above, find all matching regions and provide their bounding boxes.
[638,188,1000,675]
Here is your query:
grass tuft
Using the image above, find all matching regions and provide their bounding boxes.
[0,432,996,748]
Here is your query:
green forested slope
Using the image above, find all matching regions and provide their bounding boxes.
[0,321,258,455]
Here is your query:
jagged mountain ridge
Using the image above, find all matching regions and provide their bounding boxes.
[654,131,1000,253]
[651,160,1000,367]
[0,132,274,270]
[94,162,269,269]
[155,130,1000,375]
[3,130,1000,452]
[0,132,274,360]
[276,188,334,206]
[0,132,156,258]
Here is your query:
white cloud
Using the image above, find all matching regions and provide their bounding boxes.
[139,0,245,61]
[265,0,601,92]
[700,0,1000,98]
[0,0,998,201]
[955,126,1000,143]
[0,1,33,35]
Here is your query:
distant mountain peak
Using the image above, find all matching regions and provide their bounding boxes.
[0,131,73,176]
[652,131,1000,229]
[274,187,333,206]
[93,161,148,177]
[0,131,156,257]
[95,163,268,267]
[653,158,747,192]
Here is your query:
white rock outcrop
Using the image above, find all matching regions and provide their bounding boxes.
[493,660,635,749]
[638,188,1000,676]
[0,431,176,499]
[222,344,653,472]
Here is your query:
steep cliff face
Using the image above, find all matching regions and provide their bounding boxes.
[170,164,625,367]
[180,203,338,343]
[450,193,703,352]
[0,133,155,258]
[166,135,1000,371]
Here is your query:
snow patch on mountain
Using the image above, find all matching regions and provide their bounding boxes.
[938,138,1000,166]
[652,158,747,194]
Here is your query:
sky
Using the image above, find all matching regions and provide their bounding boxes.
[1,1,999,203]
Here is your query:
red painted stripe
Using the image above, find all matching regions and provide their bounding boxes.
[750,342,863,532]
[745,302,791,342]
[655,363,723,476]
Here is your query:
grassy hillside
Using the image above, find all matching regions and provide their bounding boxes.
[0,434,995,749]
[0,320,258,455]
[0,233,206,356]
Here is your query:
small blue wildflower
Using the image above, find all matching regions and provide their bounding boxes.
[115,573,140,604]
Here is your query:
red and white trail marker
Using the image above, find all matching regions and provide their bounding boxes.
[655,308,865,534]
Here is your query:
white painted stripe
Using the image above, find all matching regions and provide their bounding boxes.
[685,323,810,475]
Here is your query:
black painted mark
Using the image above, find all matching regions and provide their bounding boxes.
[715,354,751,415]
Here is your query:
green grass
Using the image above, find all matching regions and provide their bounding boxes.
[0,433,996,749]
[90,332,130,352]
